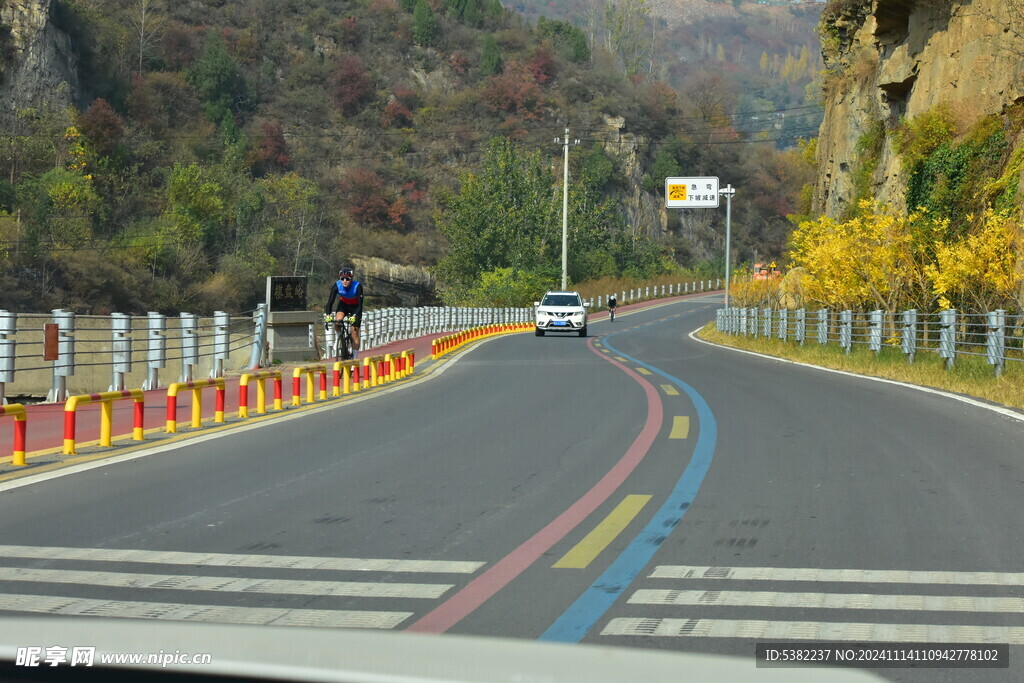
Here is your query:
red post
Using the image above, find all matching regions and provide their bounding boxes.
[13,418,26,459]
[215,385,226,417]
[292,375,301,402]
[239,383,249,413]
[63,410,76,446]
[320,369,328,395]
[133,399,145,438]
[274,378,283,405]
[166,395,177,427]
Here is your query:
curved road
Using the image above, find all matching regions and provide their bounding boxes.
[0,296,1020,680]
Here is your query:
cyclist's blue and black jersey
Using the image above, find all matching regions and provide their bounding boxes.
[326,279,364,326]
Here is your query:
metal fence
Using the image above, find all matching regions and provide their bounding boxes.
[716,307,1020,377]
[0,279,722,403]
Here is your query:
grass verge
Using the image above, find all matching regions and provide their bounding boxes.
[698,324,1024,412]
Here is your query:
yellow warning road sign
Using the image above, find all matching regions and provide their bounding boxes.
[667,184,687,201]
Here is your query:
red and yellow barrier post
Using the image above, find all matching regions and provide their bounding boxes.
[239,371,283,418]
[0,404,27,466]
[63,390,145,455]
[291,364,327,406]
[166,379,226,433]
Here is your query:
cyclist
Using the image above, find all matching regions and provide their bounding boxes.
[325,266,364,358]
[608,293,617,322]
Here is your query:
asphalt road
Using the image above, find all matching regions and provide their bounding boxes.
[0,295,1020,681]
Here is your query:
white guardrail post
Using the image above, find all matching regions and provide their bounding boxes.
[48,309,75,403]
[840,310,853,353]
[987,309,1006,377]
[901,309,917,364]
[795,309,806,346]
[181,313,198,382]
[817,309,829,345]
[247,304,267,369]
[869,309,883,354]
[110,313,131,391]
[143,312,165,390]
[212,311,229,378]
[0,310,14,405]
[939,308,957,370]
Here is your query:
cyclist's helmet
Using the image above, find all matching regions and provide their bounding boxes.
[339,267,354,278]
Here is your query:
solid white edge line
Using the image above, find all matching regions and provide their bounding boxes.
[688,325,1024,425]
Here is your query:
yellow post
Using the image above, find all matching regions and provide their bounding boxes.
[362,358,374,389]
[400,351,408,378]
[256,377,267,414]
[306,369,315,404]
[192,386,203,428]
[100,400,113,447]
[384,354,393,382]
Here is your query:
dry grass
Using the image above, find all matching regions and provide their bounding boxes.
[698,324,1024,411]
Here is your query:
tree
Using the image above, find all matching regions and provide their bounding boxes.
[331,55,372,115]
[412,0,439,47]
[77,98,124,157]
[435,137,560,298]
[480,34,502,76]
[129,0,165,77]
[187,33,251,124]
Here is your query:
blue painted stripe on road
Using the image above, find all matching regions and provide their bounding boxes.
[539,314,717,643]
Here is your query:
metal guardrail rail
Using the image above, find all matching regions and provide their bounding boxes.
[0,279,721,402]
[716,306,1021,377]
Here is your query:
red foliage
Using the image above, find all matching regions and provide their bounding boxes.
[340,169,403,228]
[448,52,468,75]
[337,17,360,46]
[331,56,372,116]
[381,97,414,128]
[402,182,428,204]
[160,24,199,70]
[77,98,124,156]
[527,45,557,85]
[481,62,543,118]
[255,121,290,170]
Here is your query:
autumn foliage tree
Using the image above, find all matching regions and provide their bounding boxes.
[331,55,372,115]
[340,168,406,229]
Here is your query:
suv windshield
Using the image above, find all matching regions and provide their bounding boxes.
[541,294,581,307]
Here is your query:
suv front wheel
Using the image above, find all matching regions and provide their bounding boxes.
[578,326,587,337]
[535,328,545,337]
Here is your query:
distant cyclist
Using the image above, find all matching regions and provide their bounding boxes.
[608,293,617,322]
[325,266,364,358]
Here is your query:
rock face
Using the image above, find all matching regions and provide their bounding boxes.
[0,0,80,127]
[352,256,438,307]
[814,0,1024,217]
[594,115,667,240]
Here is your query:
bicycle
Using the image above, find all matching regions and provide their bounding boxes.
[325,314,356,361]
[608,305,616,322]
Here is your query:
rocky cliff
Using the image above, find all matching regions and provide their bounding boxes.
[0,0,80,127]
[813,0,1024,217]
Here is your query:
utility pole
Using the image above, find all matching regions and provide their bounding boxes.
[720,184,736,310]
[555,128,579,290]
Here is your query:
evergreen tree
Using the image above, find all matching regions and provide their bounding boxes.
[413,0,440,47]
[480,34,502,75]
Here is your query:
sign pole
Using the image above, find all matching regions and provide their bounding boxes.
[561,128,568,291]
[722,184,735,310]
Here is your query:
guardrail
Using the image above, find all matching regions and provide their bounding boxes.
[0,404,27,466]
[716,306,1024,377]
[238,371,284,418]
[432,323,533,360]
[63,390,145,455]
[166,379,226,433]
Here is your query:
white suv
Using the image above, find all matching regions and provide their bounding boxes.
[534,291,588,337]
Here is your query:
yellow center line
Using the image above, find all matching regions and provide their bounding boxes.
[613,356,627,362]
[553,495,652,569]
[636,368,652,375]
[660,384,679,396]
[669,416,690,439]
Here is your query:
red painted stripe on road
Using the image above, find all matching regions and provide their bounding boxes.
[406,337,663,633]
